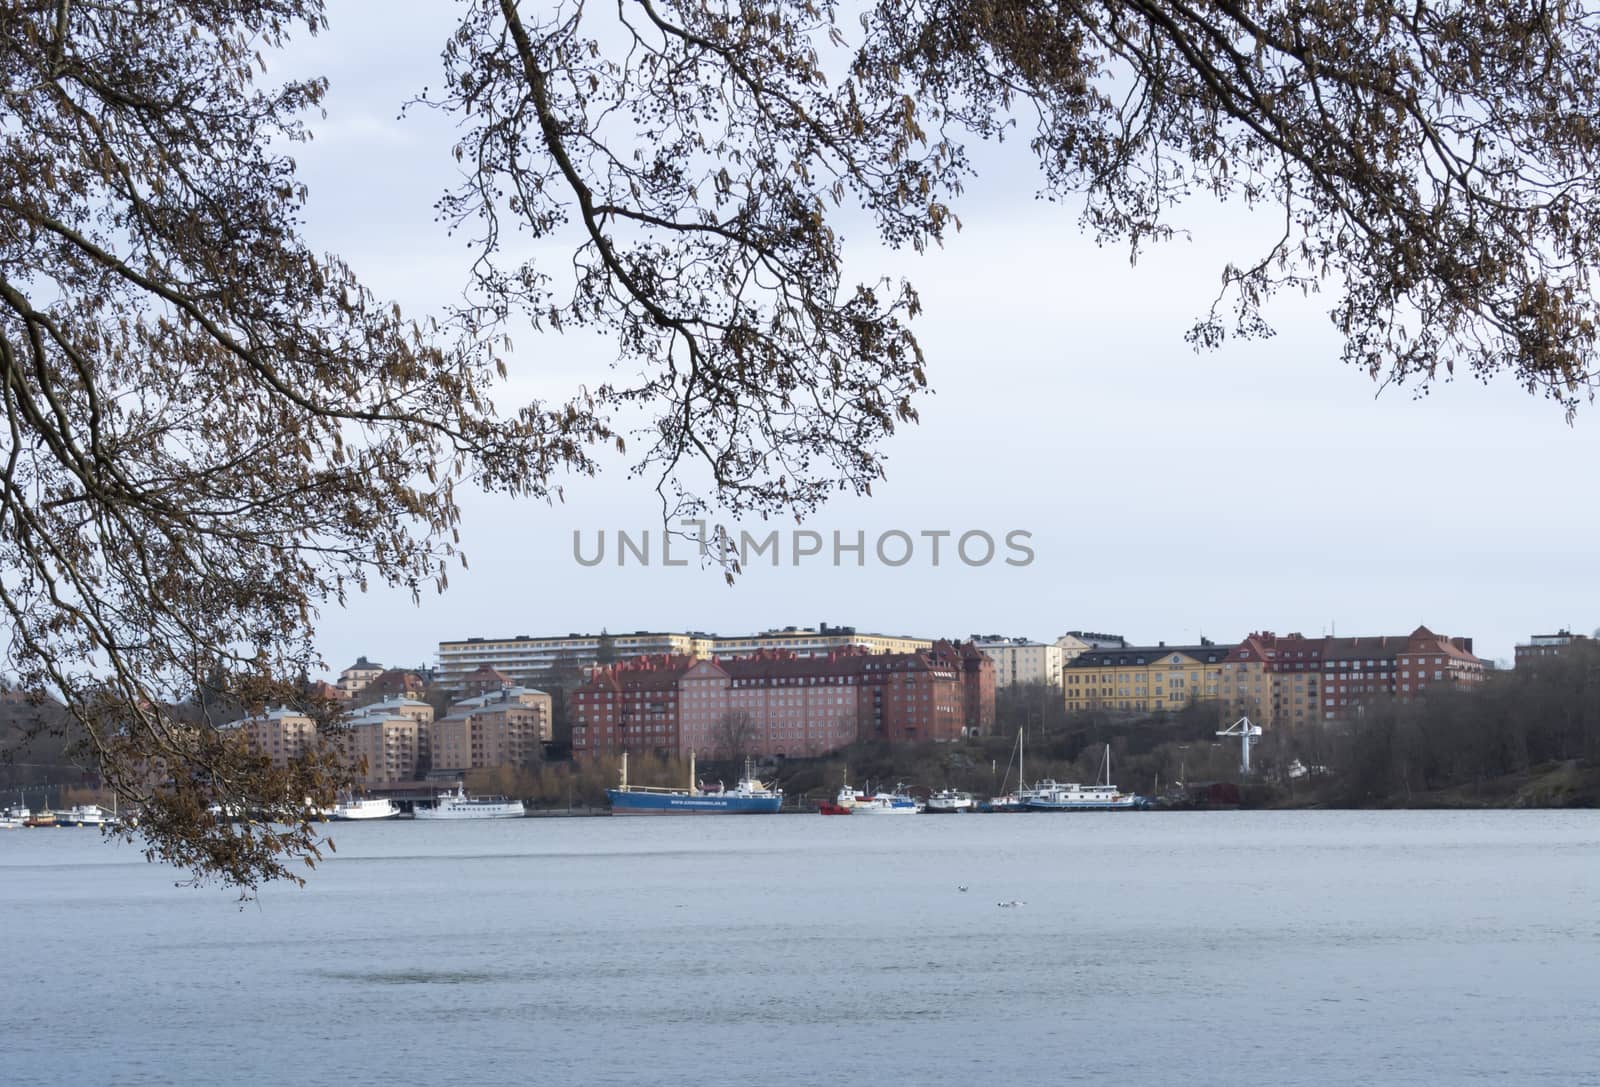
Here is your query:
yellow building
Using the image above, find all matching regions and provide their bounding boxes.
[1063,641,1230,713]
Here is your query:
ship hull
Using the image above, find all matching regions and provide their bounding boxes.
[606,790,781,815]
[329,808,399,821]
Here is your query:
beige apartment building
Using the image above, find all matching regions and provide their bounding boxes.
[343,697,435,785]
[431,686,553,773]
[235,707,319,767]
[345,714,422,785]
[973,637,1064,688]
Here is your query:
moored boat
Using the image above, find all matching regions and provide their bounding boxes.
[1025,745,1146,811]
[53,804,112,827]
[841,781,920,814]
[607,752,782,815]
[979,727,1038,812]
[414,784,525,820]
[0,803,30,829]
[925,788,975,813]
[329,797,400,821]
[23,810,57,828]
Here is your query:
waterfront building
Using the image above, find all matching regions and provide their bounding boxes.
[1218,632,1322,729]
[1063,640,1231,713]
[1390,626,1488,704]
[1515,630,1593,668]
[569,656,698,760]
[431,686,553,774]
[344,707,424,785]
[971,636,1064,689]
[571,642,995,761]
[678,653,869,758]
[1219,627,1489,725]
[234,707,319,767]
[929,639,997,733]
[340,701,435,787]
[676,647,968,758]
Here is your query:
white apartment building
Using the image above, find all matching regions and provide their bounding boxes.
[436,624,932,688]
[707,624,931,659]
[972,637,1064,688]
[435,632,714,688]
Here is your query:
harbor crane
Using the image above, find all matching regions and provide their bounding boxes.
[1217,716,1263,775]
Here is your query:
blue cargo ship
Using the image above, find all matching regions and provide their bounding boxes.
[607,753,782,815]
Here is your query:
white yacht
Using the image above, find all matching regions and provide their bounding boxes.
[329,797,400,821]
[0,803,29,829]
[414,784,525,820]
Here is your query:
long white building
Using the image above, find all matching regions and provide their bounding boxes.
[435,624,932,689]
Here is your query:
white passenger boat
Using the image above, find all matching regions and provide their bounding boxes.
[413,784,525,820]
[53,804,111,827]
[329,797,400,821]
[1026,745,1145,811]
[925,788,975,813]
[0,803,29,829]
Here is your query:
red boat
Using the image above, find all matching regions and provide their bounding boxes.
[817,800,852,815]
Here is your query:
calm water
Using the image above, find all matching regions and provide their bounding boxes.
[2,812,1596,1086]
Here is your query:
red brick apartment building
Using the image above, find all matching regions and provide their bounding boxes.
[570,643,995,760]
[1221,626,1487,727]
[569,654,698,759]
[929,639,996,733]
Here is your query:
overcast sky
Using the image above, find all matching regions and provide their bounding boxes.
[275,4,1599,675]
